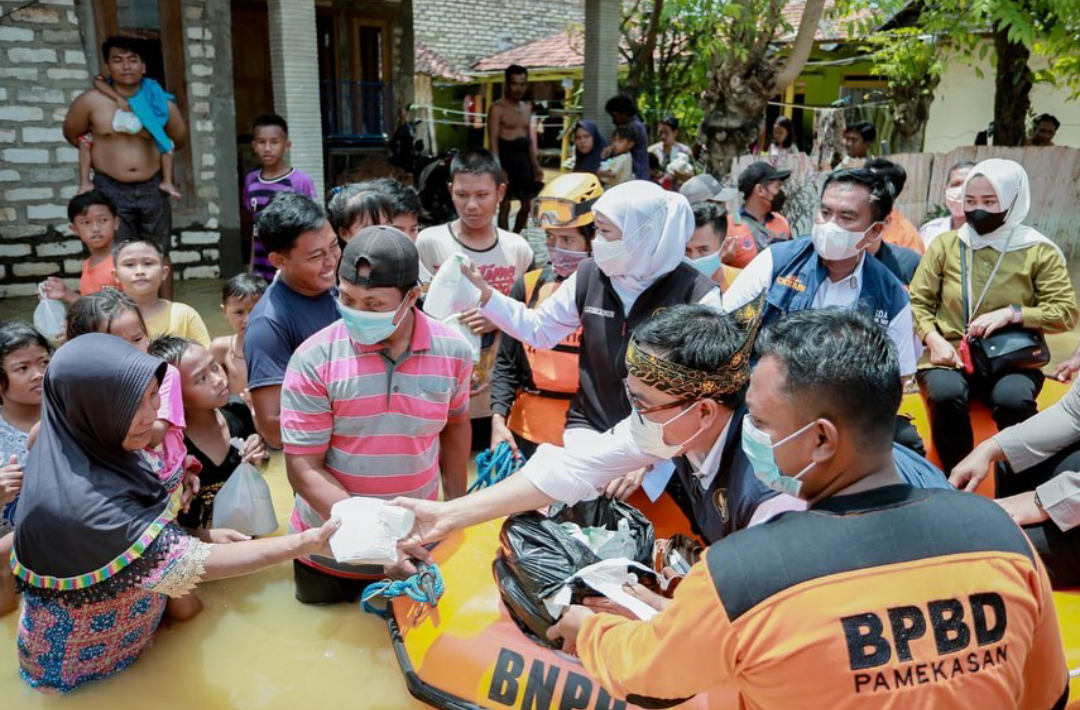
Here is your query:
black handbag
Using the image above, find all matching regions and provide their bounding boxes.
[960,240,1050,379]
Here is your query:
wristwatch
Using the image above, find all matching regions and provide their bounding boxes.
[1010,304,1024,324]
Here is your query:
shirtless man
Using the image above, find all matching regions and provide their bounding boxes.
[489,64,543,233]
[63,36,187,299]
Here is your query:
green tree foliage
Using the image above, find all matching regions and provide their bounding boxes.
[860,29,945,153]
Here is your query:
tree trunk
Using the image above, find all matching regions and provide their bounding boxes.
[992,25,1032,146]
[701,60,775,177]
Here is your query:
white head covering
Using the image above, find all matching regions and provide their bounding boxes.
[957,158,1058,255]
[592,180,695,310]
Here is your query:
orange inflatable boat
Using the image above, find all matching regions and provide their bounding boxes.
[385,380,1080,710]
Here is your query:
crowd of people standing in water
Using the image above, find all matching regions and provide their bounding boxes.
[1,39,1079,709]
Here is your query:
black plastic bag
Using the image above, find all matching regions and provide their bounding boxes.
[494,497,656,646]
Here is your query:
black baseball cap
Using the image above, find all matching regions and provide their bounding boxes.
[338,225,419,289]
[738,162,791,198]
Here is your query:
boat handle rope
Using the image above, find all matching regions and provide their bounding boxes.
[361,562,445,617]
[469,442,527,493]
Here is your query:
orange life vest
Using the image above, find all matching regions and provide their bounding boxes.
[506,269,581,446]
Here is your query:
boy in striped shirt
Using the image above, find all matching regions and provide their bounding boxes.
[281,226,472,604]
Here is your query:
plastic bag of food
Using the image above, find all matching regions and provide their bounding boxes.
[423,252,480,321]
[33,284,66,345]
[328,497,415,566]
[495,497,655,646]
[211,457,278,536]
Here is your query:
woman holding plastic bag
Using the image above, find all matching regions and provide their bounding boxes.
[459,180,721,451]
[10,334,338,693]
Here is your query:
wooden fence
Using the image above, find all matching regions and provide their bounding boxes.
[732,146,1080,259]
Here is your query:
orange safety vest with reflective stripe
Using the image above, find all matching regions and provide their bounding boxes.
[506,269,581,446]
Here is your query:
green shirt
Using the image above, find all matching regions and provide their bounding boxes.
[909,230,1077,367]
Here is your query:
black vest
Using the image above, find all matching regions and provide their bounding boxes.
[570,259,718,433]
[665,408,775,543]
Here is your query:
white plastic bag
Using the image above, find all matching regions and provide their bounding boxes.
[211,440,277,535]
[423,253,483,362]
[328,497,416,566]
[423,252,480,320]
[33,284,66,345]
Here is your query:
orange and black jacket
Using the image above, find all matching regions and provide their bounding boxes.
[578,484,1068,710]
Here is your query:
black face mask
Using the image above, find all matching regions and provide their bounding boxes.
[770,189,787,213]
[964,208,1008,235]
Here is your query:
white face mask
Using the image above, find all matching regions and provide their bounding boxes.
[810,220,876,261]
[591,236,631,277]
[944,186,964,219]
[629,401,702,459]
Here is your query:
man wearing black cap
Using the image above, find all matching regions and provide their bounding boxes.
[280,225,474,604]
[723,162,792,268]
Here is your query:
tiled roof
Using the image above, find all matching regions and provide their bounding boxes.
[416,42,471,83]
[472,31,590,72]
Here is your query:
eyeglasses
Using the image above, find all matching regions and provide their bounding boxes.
[623,379,697,417]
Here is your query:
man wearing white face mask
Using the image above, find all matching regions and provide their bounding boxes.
[918,160,975,249]
[722,168,916,378]
[545,309,1068,710]
[280,226,473,604]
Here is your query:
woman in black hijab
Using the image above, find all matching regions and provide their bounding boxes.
[11,334,338,693]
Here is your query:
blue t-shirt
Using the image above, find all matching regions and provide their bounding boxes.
[893,442,949,489]
[244,277,339,390]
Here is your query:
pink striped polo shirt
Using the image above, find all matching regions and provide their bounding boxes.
[281,309,472,577]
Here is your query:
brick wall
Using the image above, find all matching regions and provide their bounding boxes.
[0,0,241,297]
[413,0,584,71]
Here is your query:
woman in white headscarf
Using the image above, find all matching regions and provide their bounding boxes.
[461,180,721,441]
[910,158,1078,475]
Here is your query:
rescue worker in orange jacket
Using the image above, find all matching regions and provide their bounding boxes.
[489,174,601,458]
[548,308,1068,710]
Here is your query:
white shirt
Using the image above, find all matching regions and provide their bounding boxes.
[918,216,955,249]
[522,414,733,505]
[480,270,724,351]
[722,247,918,376]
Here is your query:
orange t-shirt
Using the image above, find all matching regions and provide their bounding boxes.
[722,212,792,268]
[881,208,925,254]
[80,256,115,295]
[577,486,1067,710]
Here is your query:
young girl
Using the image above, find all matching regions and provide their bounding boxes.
[326,182,392,246]
[0,322,51,616]
[67,290,209,621]
[150,336,267,531]
[210,272,268,403]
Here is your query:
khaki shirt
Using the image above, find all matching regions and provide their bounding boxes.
[995,379,1080,531]
[909,230,1077,367]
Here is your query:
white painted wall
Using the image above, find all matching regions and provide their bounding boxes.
[923,45,1078,153]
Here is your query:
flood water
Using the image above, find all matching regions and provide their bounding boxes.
[1,274,1079,708]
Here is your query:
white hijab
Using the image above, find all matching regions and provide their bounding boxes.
[957,158,1058,255]
[592,180,695,310]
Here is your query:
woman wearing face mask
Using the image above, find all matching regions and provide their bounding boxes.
[489,174,600,459]
[918,161,975,249]
[910,158,1078,475]
[461,180,721,445]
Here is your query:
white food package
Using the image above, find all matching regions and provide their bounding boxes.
[423,253,482,362]
[329,497,416,566]
[544,558,660,621]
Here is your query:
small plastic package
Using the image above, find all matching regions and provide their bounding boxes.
[211,439,277,536]
[34,283,66,345]
[329,497,416,566]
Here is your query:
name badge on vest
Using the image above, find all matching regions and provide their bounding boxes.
[583,305,615,318]
[714,488,729,524]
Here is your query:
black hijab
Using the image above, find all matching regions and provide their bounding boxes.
[574,120,607,175]
[13,333,170,589]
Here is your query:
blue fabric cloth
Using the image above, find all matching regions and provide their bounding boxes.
[763,237,910,332]
[244,278,340,390]
[893,443,950,489]
[573,120,607,175]
[126,77,174,154]
[628,118,650,180]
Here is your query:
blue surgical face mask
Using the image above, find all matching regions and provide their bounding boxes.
[687,250,722,279]
[741,416,817,498]
[337,297,408,346]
